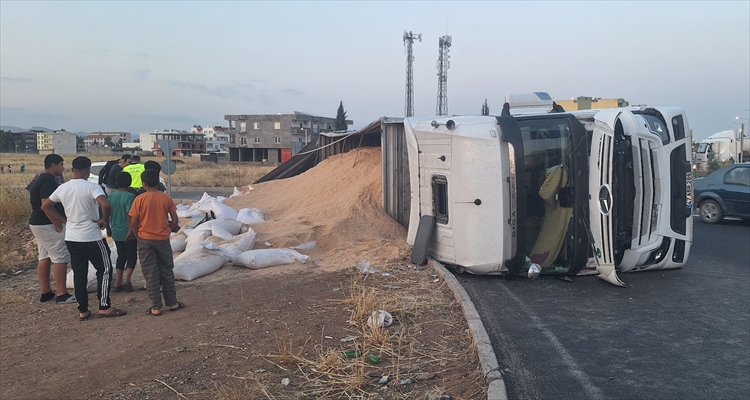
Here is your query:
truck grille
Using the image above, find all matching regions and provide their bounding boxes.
[598,134,614,264]
[635,139,656,245]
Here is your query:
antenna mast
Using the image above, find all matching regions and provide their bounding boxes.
[436,34,452,116]
[403,30,421,118]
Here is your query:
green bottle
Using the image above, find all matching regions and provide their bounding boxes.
[344,350,362,358]
[366,354,380,364]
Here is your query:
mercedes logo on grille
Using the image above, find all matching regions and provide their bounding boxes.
[599,186,612,215]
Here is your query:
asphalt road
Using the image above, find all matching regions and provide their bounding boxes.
[458,218,750,400]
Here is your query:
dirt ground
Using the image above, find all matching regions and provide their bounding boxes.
[0,253,485,399]
[0,148,487,399]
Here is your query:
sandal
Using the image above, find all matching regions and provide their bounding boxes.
[122,282,134,292]
[112,286,123,292]
[98,308,127,318]
[146,307,162,316]
[168,302,186,312]
[78,311,92,321]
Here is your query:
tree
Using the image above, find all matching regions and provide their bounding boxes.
[104,137,115,148]
[481,99,490,116]
[0,130,13,152]
[335,101,348,131]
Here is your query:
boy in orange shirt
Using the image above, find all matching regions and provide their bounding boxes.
[128,169,184,316]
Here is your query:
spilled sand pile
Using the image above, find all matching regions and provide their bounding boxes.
[225,147,411,271]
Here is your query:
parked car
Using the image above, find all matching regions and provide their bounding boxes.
[694,163,750,223]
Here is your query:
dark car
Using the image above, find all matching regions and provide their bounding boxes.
[694,163,750,223]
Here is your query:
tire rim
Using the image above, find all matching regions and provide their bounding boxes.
[702,203,718,222]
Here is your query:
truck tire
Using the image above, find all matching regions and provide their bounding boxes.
[699,199,723,224]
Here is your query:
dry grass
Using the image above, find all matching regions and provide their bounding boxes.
[1,290,29,305]
[0,186,31,225]
[0,153,275,188]
[246,267,486,399]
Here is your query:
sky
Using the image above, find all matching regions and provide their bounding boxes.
[1,1,748,141]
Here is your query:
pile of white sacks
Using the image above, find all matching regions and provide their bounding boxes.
[67,192,314,292]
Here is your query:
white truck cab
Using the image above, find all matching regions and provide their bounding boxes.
[405,95,693,286]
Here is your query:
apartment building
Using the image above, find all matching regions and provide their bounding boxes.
[191,125,229,153]
[83,131,131,150]
[140,129,206,157]
[37,130,77,155]
[554,96,630,111]
[224,111,352,163]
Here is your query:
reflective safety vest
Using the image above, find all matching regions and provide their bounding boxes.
[122,163,146,189]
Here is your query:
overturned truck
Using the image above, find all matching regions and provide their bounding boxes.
[401,95,694,286]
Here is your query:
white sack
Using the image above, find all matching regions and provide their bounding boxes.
[173,252,226,281]
[236,208,265,224]
[185,229,211,250]
[211,225,234,241]
[193,218,243,235]
[177,208,205,219]
[234,249,310,270]
[215,230,257,261]
[170,231,188,253]
[230,186,243,198]
[211,200,238,220]
[199,192,211,203]
[292,241,317,251]
[66,265,98,293]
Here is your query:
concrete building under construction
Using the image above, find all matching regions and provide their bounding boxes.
[555,96,629,111]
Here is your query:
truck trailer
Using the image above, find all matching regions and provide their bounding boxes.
[404,96,693,286]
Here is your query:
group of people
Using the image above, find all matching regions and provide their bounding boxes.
[1,163,25,173]
[28,154,185,321]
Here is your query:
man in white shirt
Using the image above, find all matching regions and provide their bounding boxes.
[42,156,127,321]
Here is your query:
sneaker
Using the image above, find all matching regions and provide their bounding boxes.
[55,293,77,304]
[40,291,55,303]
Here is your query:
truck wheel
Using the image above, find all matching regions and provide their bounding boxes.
[700,200,723,224]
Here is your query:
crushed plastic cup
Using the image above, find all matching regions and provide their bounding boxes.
[367,310,393,328]
[356,260,381,274]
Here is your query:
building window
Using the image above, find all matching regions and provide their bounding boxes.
[254,137,261,144]
[240,122,247,132]
[274,137,281,144]
[274,122,281,130]
[253,122,259,130]
[432,175,449,224]
[240,137,247,145]
[313,124,318,133]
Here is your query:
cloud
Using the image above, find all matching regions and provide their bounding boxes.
[282,88,305,96]
[257,93,273,106]
[77,47,112,55]
[123,114,197,124]
[135,52,151,60]
[165,79,258,100]
[133,69,151,80]
[1,76,34,83]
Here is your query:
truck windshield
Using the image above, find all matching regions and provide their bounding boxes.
[697,143,710,154]
[516,116,582,274]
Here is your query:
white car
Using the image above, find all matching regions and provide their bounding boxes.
[88,161,166,187]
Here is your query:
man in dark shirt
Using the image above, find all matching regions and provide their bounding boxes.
[105,154,131,196]
[28,154,75,304]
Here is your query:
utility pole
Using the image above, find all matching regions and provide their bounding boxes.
[736,114,748,163]
[436,35,452,116]
[403,31,421,118]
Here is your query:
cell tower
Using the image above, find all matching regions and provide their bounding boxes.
[436,35,452,116]
[403,30,421,118]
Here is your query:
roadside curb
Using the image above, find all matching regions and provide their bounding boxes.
[429,259,508,400]
[168,186,235,194]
